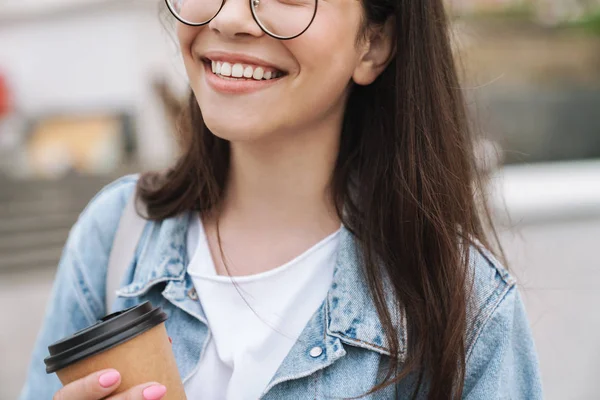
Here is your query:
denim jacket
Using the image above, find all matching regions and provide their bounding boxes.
[20,175,543,399]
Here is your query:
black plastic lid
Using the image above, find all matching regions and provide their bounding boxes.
[44,301,167,374]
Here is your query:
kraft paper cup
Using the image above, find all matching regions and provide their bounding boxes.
[44,301,186,399]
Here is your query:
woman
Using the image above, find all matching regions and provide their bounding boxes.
[21,0,542,398]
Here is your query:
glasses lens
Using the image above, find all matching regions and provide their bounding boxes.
[166,0,222,25]
[252,0,316,39]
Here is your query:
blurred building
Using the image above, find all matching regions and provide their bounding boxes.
[0,0,187,180]
[449,0,600,24]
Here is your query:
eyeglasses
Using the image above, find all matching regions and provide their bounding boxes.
[165,0,318,40]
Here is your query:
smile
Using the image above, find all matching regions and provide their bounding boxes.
[202,58,287,94]
[207,59,285,81]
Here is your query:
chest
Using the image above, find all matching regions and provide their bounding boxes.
[198,217,341,277]
[112,218,407,398]
[113,278,399,399]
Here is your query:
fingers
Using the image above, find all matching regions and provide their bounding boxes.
[53,369,122,400]
[111,382,167,400]
[53,369,167,400]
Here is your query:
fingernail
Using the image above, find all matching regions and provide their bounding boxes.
[168,336,173,344]
[143,384,167,400]
[98,370,120,388]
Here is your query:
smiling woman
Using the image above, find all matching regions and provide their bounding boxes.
[20,0,543,399]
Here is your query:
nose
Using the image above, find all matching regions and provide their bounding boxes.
[208,0,264,40]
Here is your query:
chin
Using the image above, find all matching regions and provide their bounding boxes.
[199,96,291,140]
[203,117,273,143]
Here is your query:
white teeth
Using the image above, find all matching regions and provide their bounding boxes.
[220,62,232,77]
[252,67,264,80]
[231,63,244,78]
[209,60,282,81]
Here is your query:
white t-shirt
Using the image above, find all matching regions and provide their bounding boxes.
[184,214,341,400]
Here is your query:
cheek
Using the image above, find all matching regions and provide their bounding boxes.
[287,8,362,96]
[177,25,199,63]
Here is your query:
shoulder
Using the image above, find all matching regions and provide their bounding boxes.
[463,243,543,398]
[79,174,139,224]
[32,174,141,326]
[66,172,140,261]
[465,242,517,359]
[61,174,140,301]
[68,174,140,249]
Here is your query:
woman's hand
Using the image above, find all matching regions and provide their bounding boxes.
[53,369,167,400]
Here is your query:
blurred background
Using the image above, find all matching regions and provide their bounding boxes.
[0,0,599,398]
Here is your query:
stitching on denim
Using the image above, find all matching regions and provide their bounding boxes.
[352,337,389,352]
[348,337,391,354]
[69,251,100,324]
[465,242,517,353]
[129,219,152,282]
[327,330,397,360]
[476,276,503,322]
[182,325,211,384]
[263,360,343,396]
[161,281,209,325]
[465,284,515,363]
[118,275,185,297]
[466,276,504,353]
[472,239,516,285]
[77,174,138,221]
[324,300,329,342]
[127,214,190,293]
[326,292,397,357]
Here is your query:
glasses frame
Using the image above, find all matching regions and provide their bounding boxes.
[164,0,319,40]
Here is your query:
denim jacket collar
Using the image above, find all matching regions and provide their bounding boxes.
[116,211,407,369]
[325,227,407,359]
[262,227,408,396]
[117,212,190,295]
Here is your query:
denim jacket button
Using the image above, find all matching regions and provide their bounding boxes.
[309,346,323,358]
[187,287,198,300]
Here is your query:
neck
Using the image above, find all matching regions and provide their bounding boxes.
[220,120,342,235]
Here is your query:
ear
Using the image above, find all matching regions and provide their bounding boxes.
[352,17,396,86]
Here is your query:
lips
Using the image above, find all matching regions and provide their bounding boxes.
[197,51,288,94]
[210,60,284,81]
[199,50,286,70]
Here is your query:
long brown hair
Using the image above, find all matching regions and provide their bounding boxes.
[139,0,498,398]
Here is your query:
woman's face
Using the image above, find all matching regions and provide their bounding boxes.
[176,0,370,142]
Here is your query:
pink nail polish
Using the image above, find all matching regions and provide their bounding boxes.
[98,370,120,388]
[143,384,167,400]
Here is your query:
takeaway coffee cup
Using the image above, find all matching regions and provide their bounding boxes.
[44,301,186,399]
